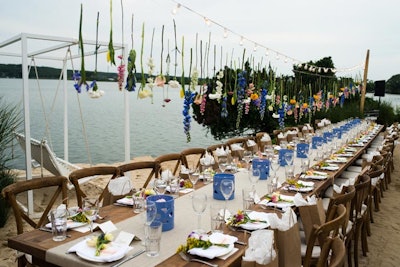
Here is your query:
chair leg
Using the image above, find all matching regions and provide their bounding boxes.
[346,238,353,267]
[354,223,362,267]
[361,221,369,256]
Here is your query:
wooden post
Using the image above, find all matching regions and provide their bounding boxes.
[360,49,370,114]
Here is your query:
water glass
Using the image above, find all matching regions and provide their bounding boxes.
[50,209,67,241]
[285,165,295,180]
[301,158,310,173]
[82,197,99,232]
[145,220,162,257]
[242,188,255,212]
[210,203,225,233]
[189,168,200,191]
[155,179,167,194]
[133,196,145,213]
[192,193,207,233]
[169,178,180,197]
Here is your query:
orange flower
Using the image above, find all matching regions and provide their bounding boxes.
[313,94,320,101]
[290,99,296,105]
[340,87,345,91]
[302,103,308,108]
[250,93,259,100]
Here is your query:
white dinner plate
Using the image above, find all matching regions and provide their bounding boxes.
[239,211,270,230]
[75,241,128,263]
[45,220,87,229]
[188,233,237,259]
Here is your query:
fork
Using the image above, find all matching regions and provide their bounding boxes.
[179,251,218,267]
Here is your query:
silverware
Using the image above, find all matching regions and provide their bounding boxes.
[179,251,218,267]
[38,227,71,238]
[111,249,145,267]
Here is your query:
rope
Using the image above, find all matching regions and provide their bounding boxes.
[69,47,93,165]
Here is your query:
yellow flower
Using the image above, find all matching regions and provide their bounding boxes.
[138,89,153,99]
[340,87,345,91]
[106,51,111,63]
[250,93,259,100]
[313,94,320,101]
[290,99,296,105]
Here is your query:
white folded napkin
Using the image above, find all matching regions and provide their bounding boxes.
[215,147,227,156]
[293,193,317,207]
[243,229,276,264]
[108,176,132,196]
[188,233,237,259]
[261,134,271,142]
[161,169,173,180]
[231,143,244,151]
[180,165,189,174]
[200,152,215,165]
[277,132,285,138]
[246,139,257,147]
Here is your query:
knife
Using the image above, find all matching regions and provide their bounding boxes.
[111,249,145,267]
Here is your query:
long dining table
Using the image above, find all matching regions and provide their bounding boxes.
[7,123,383,267]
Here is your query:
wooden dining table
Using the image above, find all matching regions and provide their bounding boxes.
[7,123,383,267]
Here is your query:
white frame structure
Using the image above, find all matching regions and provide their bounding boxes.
[0,33,128,214]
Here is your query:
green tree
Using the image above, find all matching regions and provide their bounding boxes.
[386,74,400,94]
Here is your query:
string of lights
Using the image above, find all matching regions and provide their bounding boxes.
[170,0,365,74]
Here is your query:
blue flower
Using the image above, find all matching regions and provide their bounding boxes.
[183,91,195,142]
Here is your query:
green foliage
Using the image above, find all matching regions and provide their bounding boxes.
[386,74,400,94]
[0,96,21,227]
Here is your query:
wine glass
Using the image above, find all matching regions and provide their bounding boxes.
[192,193,207,233]
[220,179,234,219]
[154,179,167,194]
[284,151,294,166]
[269,156,280,179]
[243,150,253,169]
[189,167,200,193]
[218,156,228,173]
[248,167,260,190]
[82,197,99,232]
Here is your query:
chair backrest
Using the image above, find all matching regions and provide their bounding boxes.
[154,153,182,177]
[117,161,157,189]
[2,176,68,234]
[351,174,371,222]
[303,204,347,267]
[69,166,120,208]
[326,185,356,236]
[180,148,206,169]
[317,236,346,267]
[367,164,384,179]
[255,132,272,152]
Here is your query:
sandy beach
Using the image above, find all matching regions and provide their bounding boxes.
[1,149,399,267]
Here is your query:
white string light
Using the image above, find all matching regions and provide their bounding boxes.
[169,0,364,74]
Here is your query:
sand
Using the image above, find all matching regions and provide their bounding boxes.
[1,150,400,267]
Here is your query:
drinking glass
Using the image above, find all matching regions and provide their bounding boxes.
[145,201,157,226]
[218,156,228,173]
[301,158,310,173]
[82,197,99,232]
[284,151,294,166]
[220,179,234,219]
[243,150,253,169]
[192,193,208,233]
[248,167,260,190]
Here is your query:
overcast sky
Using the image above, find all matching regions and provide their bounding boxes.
[1,0,399,81]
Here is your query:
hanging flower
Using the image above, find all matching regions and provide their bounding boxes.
[221,95,228,118]
[183,90,195,142]
[190,68,199,91]
[168,80,181,88]
[244,98,251,115]
[200,95,207,115]
[117,55,125,91]
[259,88,267,120]
[235,71,246,128]
[138,89,153,99]
[155,75,166,87]
[289,99,296,105]
[107,0,115,66]
[74,5,89,94]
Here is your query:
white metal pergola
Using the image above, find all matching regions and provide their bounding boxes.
[0,33,129,214]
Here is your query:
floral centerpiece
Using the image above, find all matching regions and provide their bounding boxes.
[226,210,268,226]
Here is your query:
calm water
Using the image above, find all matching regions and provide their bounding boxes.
[0,78,225,169]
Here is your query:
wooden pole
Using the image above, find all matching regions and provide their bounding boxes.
[360,49,370,114]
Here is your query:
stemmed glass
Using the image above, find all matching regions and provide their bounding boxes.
[220,179,234,219]
[189,167,200,193]
[243,150,253,169]
[192,193,208,233]
[218,156,228,173]
[269,156,280,179]
[82,197,99,232]
[248,167,260,190]
[284,151,294,166]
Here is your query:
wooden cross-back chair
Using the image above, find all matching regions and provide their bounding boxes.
[69,166,120,208]
[302,204,347,267]
[117,161,157,189]
[351,174,371,267]
[2,176,68,267]
[154,153,182,178]
[316,236,346,267]
[180,147,206,170]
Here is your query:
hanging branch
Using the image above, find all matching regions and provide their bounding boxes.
[180,36,185,97]
[107,0,116,65]
[172,19,180,79]
[139,22,145,90]
[73,4,88,93]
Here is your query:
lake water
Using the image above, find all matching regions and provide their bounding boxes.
[2,78,399,170]
[0,78,225,169]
